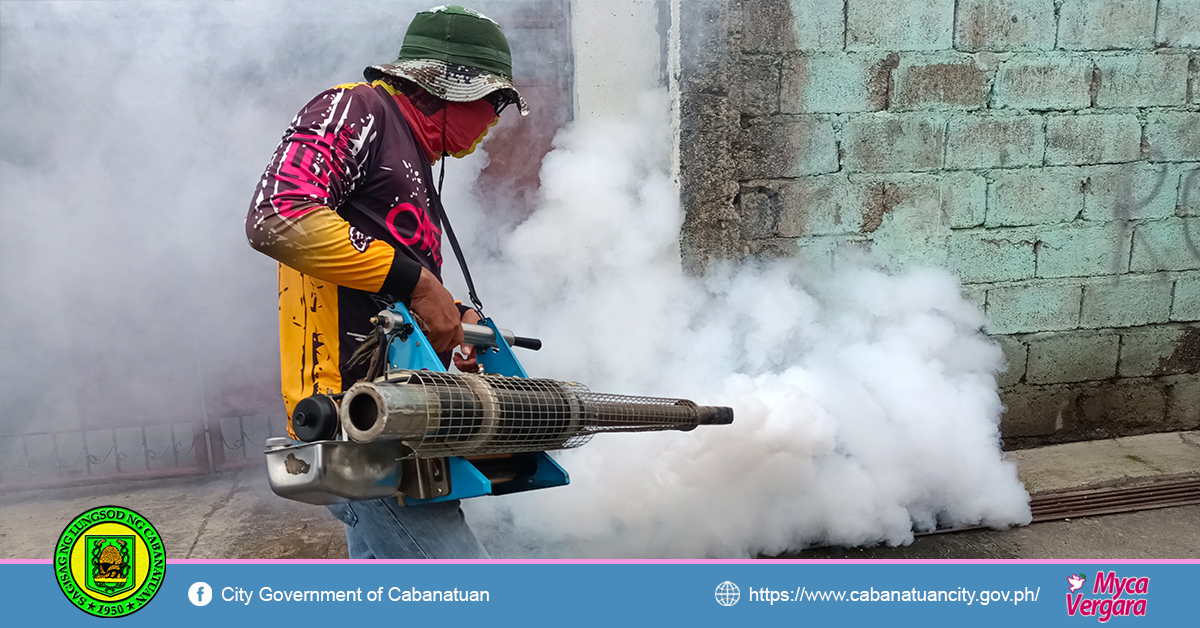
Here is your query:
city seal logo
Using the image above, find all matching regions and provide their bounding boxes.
[87,535,137,596]
[54,506,166,617]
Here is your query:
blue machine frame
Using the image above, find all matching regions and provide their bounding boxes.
[383,303,569,505]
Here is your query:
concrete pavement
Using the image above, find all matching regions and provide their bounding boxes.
[1007,431,1200,493]
[0,467,347,559]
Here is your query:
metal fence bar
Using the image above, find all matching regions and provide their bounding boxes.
[82,435,92,476]
[111,429,121,473]
[238,417,247,459]
[52,432,61,478]
[142,425,150,471]
[192,422,210,473]
[22,435,31,479]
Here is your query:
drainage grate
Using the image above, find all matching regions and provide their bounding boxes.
[910,474,1200,538]
[1029,474,1200,523]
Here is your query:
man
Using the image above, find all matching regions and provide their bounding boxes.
[245,5,528,558]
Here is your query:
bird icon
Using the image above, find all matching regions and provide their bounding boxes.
[1068,574,1086,592]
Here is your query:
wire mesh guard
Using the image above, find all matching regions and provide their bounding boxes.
[340,370,732,457]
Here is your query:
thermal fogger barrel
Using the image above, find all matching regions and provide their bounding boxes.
[339,370,734,457]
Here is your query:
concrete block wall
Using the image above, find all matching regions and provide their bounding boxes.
[678,0,1200,446]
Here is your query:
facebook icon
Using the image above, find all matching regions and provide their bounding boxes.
[188,582,213,607]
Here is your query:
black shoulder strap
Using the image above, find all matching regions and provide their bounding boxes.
[435,104,485,315]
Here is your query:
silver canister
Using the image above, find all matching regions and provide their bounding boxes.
[264,438,409,505]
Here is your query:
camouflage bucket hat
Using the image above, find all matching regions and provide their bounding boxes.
[365,5,529,116]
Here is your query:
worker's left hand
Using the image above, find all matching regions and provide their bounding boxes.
[453,308,481,373]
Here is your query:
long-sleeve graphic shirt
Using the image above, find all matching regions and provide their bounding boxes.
[246,80,446,430]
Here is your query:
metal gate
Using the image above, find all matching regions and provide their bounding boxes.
[0,413,286,491]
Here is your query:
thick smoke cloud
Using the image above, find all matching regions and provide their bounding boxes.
[453,94,1031,557]
[0,1,430,439]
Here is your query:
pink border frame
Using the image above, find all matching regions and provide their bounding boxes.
[3,559,1198,565]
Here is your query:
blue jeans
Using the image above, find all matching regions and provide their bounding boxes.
[326,498,490,559]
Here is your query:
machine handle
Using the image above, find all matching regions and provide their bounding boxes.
[512,336,542,351]
[461,323,541,351]
[376,310,542,352]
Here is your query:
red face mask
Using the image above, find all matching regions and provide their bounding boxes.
[392,89,499,164]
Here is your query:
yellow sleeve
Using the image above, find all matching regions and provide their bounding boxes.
[247,204,418,296]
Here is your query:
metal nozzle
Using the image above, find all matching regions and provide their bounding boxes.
[696,406,734,425]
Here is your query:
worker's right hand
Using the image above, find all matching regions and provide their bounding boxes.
[409,267,464,353]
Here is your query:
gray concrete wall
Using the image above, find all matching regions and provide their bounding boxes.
[572,0,666,121]
[678,0,1200,445]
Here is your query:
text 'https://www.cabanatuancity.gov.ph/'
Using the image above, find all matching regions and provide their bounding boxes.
[725,584,1039,606]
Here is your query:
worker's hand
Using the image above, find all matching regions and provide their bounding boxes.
[409,267,464,353]
[454,308,481,373]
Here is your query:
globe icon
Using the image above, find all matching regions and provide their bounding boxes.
[715,581,740,606]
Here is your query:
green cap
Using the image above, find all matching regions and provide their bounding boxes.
[365,5,528,116]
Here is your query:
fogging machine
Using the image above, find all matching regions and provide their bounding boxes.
[265,303,733,506]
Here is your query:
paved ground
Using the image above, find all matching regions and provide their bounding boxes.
[0,467,347,560]
[2,431,1198,559]
[1006,431,1200,493]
